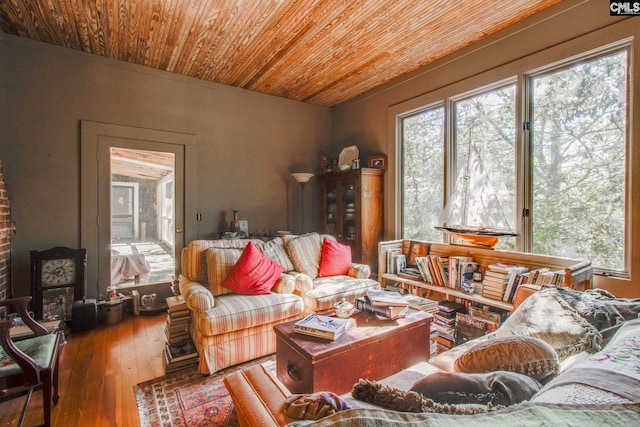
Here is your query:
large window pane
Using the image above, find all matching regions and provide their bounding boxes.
[401,107,444,241]
[452,85,517,249]
[531,51,627,270]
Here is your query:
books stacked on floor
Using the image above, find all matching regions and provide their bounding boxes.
[163,338,198,373]
[165,296,191,344]
[429,325,438,357]
[355,289,409,320]
[293,314,349,340]
[432,300,466,353]
[455,312,498,345]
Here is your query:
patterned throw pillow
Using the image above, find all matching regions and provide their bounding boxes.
[259,237,295,272]
[495,287,602,360]
[453,336,559,382]
[286,233,323,278]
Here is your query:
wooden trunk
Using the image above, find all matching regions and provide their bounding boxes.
[274,310,431,395]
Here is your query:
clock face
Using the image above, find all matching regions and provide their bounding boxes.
[41,258,76,286]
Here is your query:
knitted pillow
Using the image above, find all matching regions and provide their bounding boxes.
[495,287,602,360]
[453,336,559,382]
[351,379,503,414]
[286,233,323,278]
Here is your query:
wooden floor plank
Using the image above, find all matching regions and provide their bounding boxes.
[0,313,166,426]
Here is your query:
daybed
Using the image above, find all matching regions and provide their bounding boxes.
[224,284,640,426]
[179,233,380,375]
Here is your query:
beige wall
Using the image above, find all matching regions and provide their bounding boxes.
[331,0,640,297]
[0,33,331,298]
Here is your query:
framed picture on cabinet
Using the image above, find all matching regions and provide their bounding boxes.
[368,155,387,169]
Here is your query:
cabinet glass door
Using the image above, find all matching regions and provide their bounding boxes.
[341,181,356,243]
[325,182,338,236]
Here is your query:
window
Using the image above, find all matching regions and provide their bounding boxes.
[530,51,627,271]
[399,45,629,274]
[401,105,444,242]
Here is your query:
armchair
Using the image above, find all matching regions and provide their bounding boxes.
[0,296,61,427]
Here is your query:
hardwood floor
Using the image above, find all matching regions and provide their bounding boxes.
[0,313,166,426]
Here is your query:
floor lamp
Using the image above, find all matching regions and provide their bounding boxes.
[291,173,314,233]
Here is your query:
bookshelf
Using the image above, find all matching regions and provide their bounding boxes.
[378,240,593,314]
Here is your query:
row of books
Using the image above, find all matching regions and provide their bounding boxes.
[431,300,466,353]
[481,263,568,302]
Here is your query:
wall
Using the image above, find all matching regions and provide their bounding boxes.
[331,0,640,297]
[0,34,331,298]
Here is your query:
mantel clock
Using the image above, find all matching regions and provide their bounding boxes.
[31,247,87,321]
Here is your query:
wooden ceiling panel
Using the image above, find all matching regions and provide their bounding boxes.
[0,0,563,107]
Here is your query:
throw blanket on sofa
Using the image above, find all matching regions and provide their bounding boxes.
[539,368,640,402]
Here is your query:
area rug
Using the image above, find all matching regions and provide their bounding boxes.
[134,355,276,427]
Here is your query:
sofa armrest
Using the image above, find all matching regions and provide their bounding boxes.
[293,272,314,294]
[223,364,295,427]
[348,263,371,279]
[272,272,296,294]
[179,277,214,312]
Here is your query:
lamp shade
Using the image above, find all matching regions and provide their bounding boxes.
[291,173,314,184]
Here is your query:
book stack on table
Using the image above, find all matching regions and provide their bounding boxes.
[293,314,349,340]
[355,289,409,320]
[163,296,197,372]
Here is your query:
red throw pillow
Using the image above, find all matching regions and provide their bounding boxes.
[318,237,352,276]
[221,241,284,295]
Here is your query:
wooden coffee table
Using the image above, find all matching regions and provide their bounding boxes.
[274,309,432,395]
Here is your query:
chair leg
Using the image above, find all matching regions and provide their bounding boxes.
[18,387,34,427]
[42,369,53,427]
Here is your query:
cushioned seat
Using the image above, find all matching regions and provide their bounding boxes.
[198,293,305,336]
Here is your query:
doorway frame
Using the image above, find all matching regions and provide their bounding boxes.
[81,121,197,298]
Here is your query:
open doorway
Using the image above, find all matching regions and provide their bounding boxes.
[110,148,176,288]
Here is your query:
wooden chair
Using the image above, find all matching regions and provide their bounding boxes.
[0,296,61,427]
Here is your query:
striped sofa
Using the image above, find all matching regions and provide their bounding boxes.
[179,234,380,375]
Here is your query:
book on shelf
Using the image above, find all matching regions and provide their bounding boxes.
[293,314,349,340]
[366,289,409,307]
[397,267,422,280]
[385,249,404,274]
[415,257,434,283]
[486,263,517,274]
[502,266,529,302]
[483,270,511,282]
[455,313,497,345]
[437,300,466,314]
[355,296,408,320]
[403,294,438,312]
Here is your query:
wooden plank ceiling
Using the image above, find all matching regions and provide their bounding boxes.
[0,0,562,107]
[111,148,174,180]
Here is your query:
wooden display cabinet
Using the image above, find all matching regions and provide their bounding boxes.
[318,168,383,270]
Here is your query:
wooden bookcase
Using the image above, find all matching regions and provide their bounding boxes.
[378,239,593,313]
[318,168,383,270]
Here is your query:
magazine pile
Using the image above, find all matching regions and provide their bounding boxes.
[293,314,349,340]
[355,289,409,320]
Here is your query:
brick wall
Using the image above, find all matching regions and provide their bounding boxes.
[0,160,16,314]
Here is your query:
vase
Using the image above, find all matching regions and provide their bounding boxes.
[230,210,240,232]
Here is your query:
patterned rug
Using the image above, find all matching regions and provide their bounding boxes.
[134,355,276,427]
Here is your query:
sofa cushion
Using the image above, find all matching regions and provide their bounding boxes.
[410,371,541,406]
[182,239,261,282]
[495,287,602,359]
[259,237,295,272]
[319,237,352,277]
[221,242,284,295]
[197,293,303,336]
[205,247,244,296]
[453,336,559,382]
[286,233,323,278]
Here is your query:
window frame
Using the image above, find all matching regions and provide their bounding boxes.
[392,36,633,280]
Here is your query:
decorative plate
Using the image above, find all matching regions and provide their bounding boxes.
[338,145,359,168]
